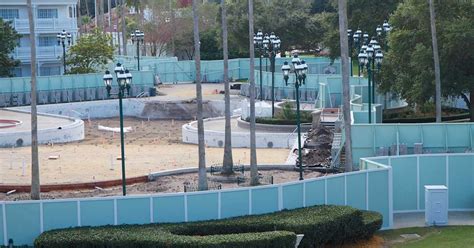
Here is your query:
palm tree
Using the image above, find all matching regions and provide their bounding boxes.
[221,0,234,175]
[429,0,441,123]
[121,0,127,55]
[337,0,353,170]
[192,0,208,191]
[27,0,40,199]
[248,0,259,185]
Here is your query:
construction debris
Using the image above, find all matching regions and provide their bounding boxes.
[302,126,334,167]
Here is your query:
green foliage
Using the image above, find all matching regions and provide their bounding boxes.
[0,18,20,77]
[380,0,474,117]
[65,29,114,74]
[275,102,312,122]
[34,205,383,248]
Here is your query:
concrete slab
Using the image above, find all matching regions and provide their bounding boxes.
[394,212,474,229]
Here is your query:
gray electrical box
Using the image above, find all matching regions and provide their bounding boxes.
[425,185,448,226]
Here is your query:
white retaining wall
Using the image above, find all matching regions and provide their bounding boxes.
[182,116,297,148]
[0,110,84,148]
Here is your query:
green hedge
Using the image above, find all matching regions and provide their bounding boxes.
[35,205,383,248]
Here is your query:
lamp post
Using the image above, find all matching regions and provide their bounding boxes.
[131,29,144,71]
[352,28,363,77]
[282,55,307,181]
[103,63,133,196]
[347,29,353,76]
[254,30,281,115]
[253,30,264,101]
[358,42,383,124]
[377,20,392,51]
[57,30,72,74]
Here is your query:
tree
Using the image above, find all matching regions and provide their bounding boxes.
[248,0,259,186]
[0,18,20,77]
[27,0,40,200]
[221,0,234,175]
[337,0,353,170]
[65,28,114,74]
[428,0,441,122]
[193,0,208,191]
[379,0,474,120]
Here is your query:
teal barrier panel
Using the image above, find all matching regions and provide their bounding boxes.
[446,124,470,151]
[43,201,78,232]
[397,125,422,147]
[251,187,278,214]
[419,156,447,209]
[346,173,367,210]
[368,170,390,228]
[448,155,474,209]
[374,125,398,149]
[5,203,41,246]
[282,184,304,210]
[326,177,345,205]
[187,193,219,222]
[305,180,325,206]
[117,198,150,225]
[0,205,4,245]
[421,125,446,152]
[80,200,114,227]
[153,195,185,223]
[0,71,154,93]
[391,156,417,211]
[220,190,250,219]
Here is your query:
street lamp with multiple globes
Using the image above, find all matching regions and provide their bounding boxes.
[253,30,281,117]
[131,29,145,71]
[57,29,72,74]
[282,54,308,181]
[103,63,133,196]
[358,41,383,124]
[376,20,392,51]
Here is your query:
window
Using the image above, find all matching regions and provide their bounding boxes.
[40,66,60,76]
[37,9,58,19]
[38,36,56,47]
[0,9,19,20]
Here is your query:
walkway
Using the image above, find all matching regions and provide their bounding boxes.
[394,212,474,229]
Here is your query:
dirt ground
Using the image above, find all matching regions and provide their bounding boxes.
[0,169,331,201]
[0,117,289,185]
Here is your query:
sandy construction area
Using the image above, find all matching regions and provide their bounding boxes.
[0,117,289,185]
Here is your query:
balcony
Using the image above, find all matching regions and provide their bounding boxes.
[13,46,65,62]
[11,18,77,33]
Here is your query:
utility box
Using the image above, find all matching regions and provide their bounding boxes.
[425,185,448,226]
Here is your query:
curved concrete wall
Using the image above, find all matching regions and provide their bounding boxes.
[10,98,241,120]
[0,110,84,148]
[182,116,297,148]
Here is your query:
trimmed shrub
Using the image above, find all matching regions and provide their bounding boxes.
[360,210,384,239]
[35,228,295,248]
[34,205,382,248]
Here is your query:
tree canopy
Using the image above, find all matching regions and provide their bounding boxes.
[65,28,114,74]
[379,0,474,119]
[0,18,20,77]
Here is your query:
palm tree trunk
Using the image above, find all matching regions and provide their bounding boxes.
[221,0,234,175]
[248,0,258,185]
[337,0,353,170]
[429,0,442,123]
[27,0,40,200]
[121,0,127,55]
[193,0,208,191]
[170,0,176,57]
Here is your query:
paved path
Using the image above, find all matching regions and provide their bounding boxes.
[394,212,474,229]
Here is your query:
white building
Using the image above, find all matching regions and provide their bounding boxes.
[0,0,78,76]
